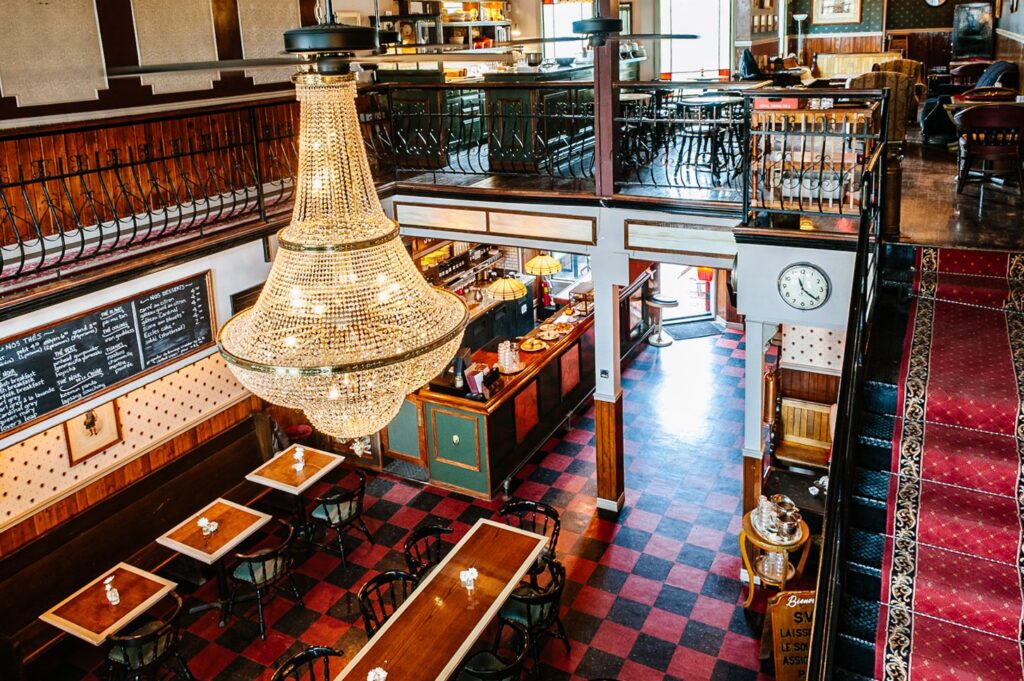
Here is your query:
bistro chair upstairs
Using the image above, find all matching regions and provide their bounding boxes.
[270,646,345,681]
[954,104,1024,195]
[106,591,193,681]
[403,524,454,579]
[227,520,303,639]
[357,570,417,638]
[311,469,374,568]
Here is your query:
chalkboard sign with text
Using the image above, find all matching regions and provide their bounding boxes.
[0,272,215,436]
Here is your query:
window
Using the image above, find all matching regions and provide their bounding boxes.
[541,1,590,59]
[659,0,731,78]
[550,252,591,282]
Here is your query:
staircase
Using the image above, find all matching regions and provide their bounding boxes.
[829,245,1024,680]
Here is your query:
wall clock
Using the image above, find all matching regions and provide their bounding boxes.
[925,0,947,7]
[778,263,831,310]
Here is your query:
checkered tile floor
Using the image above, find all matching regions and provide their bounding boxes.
[56,329,776,680]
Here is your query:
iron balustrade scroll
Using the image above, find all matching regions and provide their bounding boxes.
[363,82,596,191]
[742,89,888,220]
[0,102,298,289]
[613,82,759,204]
[805,142,886,679]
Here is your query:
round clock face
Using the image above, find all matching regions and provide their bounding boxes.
[778,263,831,310]
[925,0,946,6]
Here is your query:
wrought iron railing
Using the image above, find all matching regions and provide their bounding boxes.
[0,102,297,287]
[362,82,596,192]
[743,89,888,220]
[613,82,753,203]
[806,141,886,678]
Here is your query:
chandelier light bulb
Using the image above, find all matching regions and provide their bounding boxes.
[218,72,467,439]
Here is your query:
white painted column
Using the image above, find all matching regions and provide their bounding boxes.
[742,319,779,461]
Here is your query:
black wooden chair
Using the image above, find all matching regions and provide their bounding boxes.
[357,570,417,637]
[270,646,345,681]
[226,520,303,639]
[455,620,529,681]
[498,558,570,664]
[403,525,454,579]
[105,591,193,681]
[310,469,373,568]
[500,499,561,583]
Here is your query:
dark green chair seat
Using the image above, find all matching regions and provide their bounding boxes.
[455,620,528,681]
[310,470,373,569]
[226,520,302,640]
[105,592,193,680]
[497,559,569,665]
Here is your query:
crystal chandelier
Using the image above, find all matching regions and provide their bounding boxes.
[218,72,468,439]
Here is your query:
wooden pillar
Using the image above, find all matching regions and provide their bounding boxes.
[592,0,620,198]
[595,395,625,509]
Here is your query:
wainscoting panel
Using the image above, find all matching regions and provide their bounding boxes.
[996,30,1024,93]
[0,355,256,553]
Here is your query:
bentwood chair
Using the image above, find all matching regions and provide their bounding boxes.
[403,524,454,579]
[226,520,303,639]
[270,646,345,681]
[498,558,570,664]
[500,499,560,583]
[105,592,194,681]
[954,104,1024,195]
[357,570,417,637]
[310,469,373,569]
[455,620,529,681]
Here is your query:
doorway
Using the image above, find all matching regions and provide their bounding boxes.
[659,263,715,322]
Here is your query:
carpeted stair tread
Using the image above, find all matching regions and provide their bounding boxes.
[851,496,887,534]
[865,297,911,385]
[902,480,1022,566]
[841,594,882,646]
[882,543,1023,639]
[848,527,885,569]
[919,299,1019,435]
[837,633,877,678]
[898,420,1019,498]
[846,562,882,603]
[915,271,1024,311]
[834,668,877,681]
[855,442,892,472]
[875,605,1024,681]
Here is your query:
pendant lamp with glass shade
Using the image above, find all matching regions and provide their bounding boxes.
[485,275,529,301]
[218,22,468,440]
[524,253,562,277]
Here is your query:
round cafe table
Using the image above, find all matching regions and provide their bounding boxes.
[739,510,811,608]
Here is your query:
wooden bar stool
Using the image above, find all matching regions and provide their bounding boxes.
[739,510,811,608]
[645,294,679,347]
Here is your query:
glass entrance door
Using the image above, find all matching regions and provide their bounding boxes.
[659,264,715,322]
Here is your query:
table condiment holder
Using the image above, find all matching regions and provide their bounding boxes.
[752,495,803,545]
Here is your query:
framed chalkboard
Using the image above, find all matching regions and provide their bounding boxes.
[0,271,216,437]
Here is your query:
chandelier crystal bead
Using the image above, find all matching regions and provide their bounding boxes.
[218,73,467,439]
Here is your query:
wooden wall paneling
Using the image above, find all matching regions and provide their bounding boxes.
[996,32,1024,93]
[743,456,762,514]
[903,30,953,71]
[0,396,259,556]
[780,367,841,403]
[793,34,886,73]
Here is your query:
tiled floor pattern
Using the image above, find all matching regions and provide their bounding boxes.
[58,329,774,681]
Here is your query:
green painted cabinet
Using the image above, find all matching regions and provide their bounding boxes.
[425,404,489,495]
[384,399,422,462]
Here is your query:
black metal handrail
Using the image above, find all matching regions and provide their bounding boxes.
[805,139,886,679]
[0,101,297,289]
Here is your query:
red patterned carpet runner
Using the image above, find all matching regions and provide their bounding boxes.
[877,248,1024,680]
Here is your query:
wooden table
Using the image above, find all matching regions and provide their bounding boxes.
[334,518,547,680]
[40,563,176,646]
[246,444,345,533]
[156,498,272,625]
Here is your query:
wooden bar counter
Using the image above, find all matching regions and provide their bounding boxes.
[380,266,653,499]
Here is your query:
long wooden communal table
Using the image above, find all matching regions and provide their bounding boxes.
[334,518,547,680]
[39,563,176,646]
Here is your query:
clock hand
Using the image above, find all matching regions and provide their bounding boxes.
[797,277,821,302]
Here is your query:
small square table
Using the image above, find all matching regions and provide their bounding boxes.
[156,498,272,625]
[246,444,345,534]
[40,563,177,646]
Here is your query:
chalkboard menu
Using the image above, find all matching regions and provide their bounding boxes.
[0,272,215,436]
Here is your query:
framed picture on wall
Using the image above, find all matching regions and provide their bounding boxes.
[64,400,122,465]
[813,0,862,24]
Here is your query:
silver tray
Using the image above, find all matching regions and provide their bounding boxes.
[750,512,803,546]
